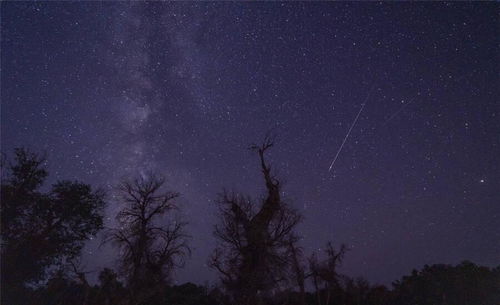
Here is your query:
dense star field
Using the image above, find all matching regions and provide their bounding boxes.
[2,1,498,287]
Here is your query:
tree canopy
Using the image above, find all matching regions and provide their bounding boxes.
[1,148,105,303]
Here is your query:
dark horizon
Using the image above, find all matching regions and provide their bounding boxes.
[2,1,498,289]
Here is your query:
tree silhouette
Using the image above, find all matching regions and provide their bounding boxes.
[392,261,500,305]
[4,149,499,305]
[104,173,190,304]
[210,137,302,304]
[1,148,105,304]
[96,268,125,305]
[309,242,348,305]
[287,237,308,305]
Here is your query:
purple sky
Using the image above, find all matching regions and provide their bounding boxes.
[2,2,498,286]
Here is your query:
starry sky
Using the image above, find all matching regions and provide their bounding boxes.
[2,2,499,285]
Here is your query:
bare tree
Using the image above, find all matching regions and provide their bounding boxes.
[104,173,190,304]
[309,242,348,305]
[210,137,302,305]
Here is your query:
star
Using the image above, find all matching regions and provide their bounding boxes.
[2,0,498,288]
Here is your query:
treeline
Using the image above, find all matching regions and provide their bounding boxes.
[1,139,499,305]
[26,262,500,305]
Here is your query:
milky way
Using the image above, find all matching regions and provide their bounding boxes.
[2,2,499,285]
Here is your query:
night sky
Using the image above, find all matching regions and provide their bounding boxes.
[2,2,499,285]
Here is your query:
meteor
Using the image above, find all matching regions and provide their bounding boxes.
[383,98,414,125]
[328,86,374,172]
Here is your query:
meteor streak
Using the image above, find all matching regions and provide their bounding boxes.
[328,86,374,172]
[383,98,414,125]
